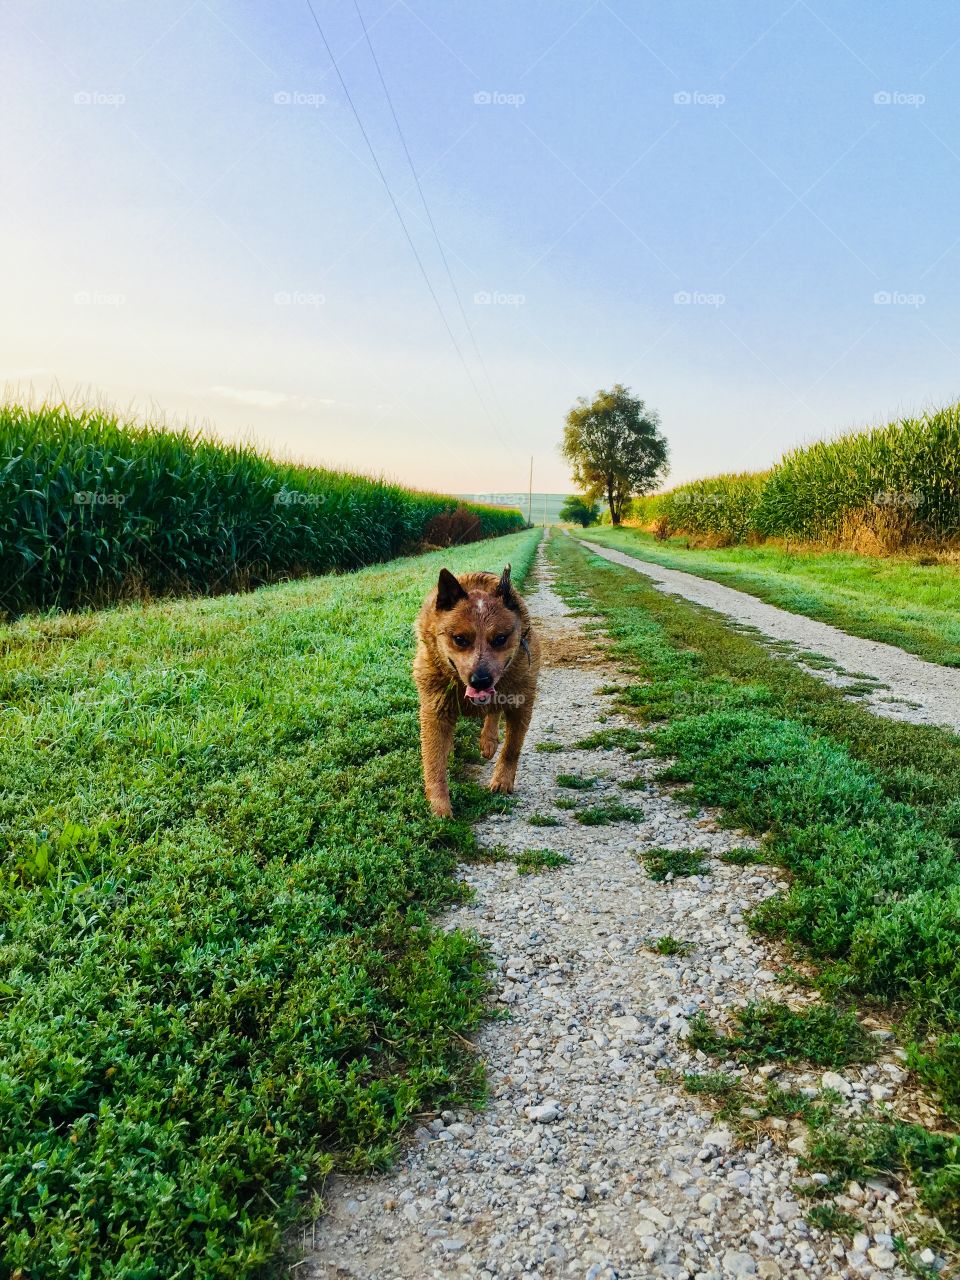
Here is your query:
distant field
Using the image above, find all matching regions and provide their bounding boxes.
[0,527,540,1278]
[457,491,568,525]
[0,403,524,618]
[583,526,960,667]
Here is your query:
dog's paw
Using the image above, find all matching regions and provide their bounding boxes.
[429,796,454,818]
[489,774,515,795]
[480,738,498,760]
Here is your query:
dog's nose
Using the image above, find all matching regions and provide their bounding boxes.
[469,668,494,690]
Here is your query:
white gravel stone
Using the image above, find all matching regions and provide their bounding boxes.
[821,1071,853,1096]
[868,1245,898,1270]
[525,1102,560,1124]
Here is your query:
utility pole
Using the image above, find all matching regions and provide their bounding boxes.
[527,456,533,526]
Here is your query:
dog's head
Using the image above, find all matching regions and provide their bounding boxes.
[432,564,522,705]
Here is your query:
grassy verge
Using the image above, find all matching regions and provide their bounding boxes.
[548,533,960,1238]
[582,525,960,667]
[0,527,540,1279]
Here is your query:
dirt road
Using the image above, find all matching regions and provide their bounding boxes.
[302,547,919,1280]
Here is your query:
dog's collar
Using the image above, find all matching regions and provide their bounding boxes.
[519,628,532,667]
[504,628,532,673]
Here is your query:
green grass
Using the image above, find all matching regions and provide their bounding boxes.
[640,846,710,880]
[514,849,571,875]
[0,527,540,1278]
[720,848,766,866]
[649,935,694,956]
[582,525,960,667]
[547,533,960,1236]
[575,801,644,826]
[682,1071,749,1113]
[620,775,648,791]
[0,402,524,619]
[688,1002,876,1068]
[555,773,597,789]
[804,1203,861,1234]
[535,741,565,753]
[527,813,562,827]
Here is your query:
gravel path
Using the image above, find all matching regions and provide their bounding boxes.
[300,546,928,1280]
[581,538,960,734]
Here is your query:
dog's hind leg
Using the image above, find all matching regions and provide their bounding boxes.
[490,695,535,795]
[420,702,456,817]
[480,710,501,759]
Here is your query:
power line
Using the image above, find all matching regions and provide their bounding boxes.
[302,0,496,428]
[350,0,510,434]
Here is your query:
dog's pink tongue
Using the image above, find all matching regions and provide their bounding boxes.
[466,684,493,700]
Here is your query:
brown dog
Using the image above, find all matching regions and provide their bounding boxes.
[414,563,540,817]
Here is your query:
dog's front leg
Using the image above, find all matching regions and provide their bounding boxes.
[420,700,457,817]
[480,710,501,759]
[490,695,535,795]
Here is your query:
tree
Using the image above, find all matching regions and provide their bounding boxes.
[558,494,601,527]
[560,384,669,525]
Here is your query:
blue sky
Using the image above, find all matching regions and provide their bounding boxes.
[3,1,959,492]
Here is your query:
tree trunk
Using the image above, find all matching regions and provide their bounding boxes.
[607,479,618,525]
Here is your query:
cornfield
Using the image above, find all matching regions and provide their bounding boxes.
[0,403,525,618]
[631,403,960,547]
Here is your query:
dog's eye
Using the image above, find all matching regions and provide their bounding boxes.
[450,633,471,649]
[490,633,510,648]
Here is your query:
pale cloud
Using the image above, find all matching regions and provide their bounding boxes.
[206,386,336,411]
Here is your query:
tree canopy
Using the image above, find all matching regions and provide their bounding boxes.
[560,385,669,525]
[558,494,601,527]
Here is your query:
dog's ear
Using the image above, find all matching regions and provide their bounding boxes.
[436,568,468,611]
[494,563,519,611]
